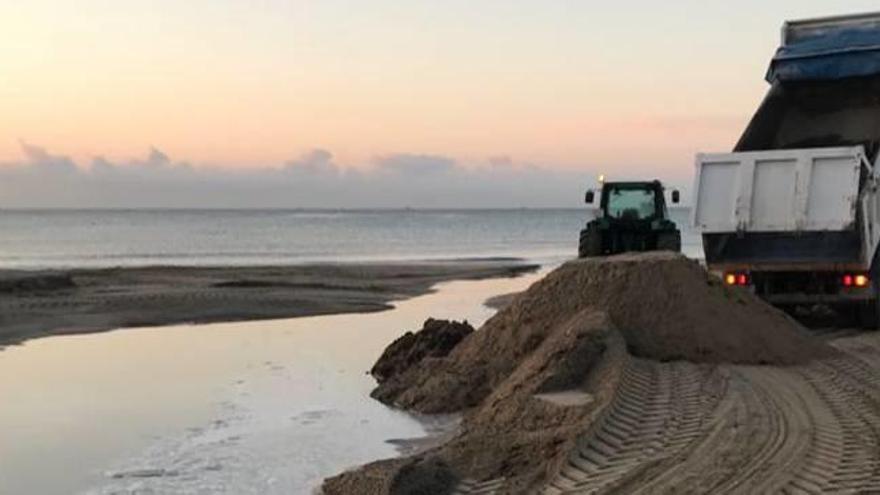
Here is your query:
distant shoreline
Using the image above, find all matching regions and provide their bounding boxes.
[0,206,692,212]
[0,207,589,212]
[0,256,538,273]
[0,259,539,348]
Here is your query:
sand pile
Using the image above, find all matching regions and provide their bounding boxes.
[372,252,828,414]
[326,309,625,494]
[433,310,627,490]
[324,252,834,494]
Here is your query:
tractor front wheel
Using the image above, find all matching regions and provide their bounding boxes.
[657,231,681,253]
[578,228,602,258]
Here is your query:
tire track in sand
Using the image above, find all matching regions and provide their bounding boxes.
[453,478,506,495]
[457,335,880,494]
[540,359,880,493]
[779,359,880,494]
[539,360,880,494]
[539,358,721,495]
[612,365,813,494]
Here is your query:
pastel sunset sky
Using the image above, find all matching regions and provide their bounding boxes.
[1,1,878,207]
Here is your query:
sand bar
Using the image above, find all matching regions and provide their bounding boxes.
[0,259,538,347]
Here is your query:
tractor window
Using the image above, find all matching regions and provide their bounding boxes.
[607,188,657,220]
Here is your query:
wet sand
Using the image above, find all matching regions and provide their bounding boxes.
[0,259,537,348]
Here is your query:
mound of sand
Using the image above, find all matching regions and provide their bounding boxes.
[326,309,625,494]
[373,252,829,414]
[325,253,835,494]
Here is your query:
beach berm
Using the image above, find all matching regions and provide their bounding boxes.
[324,252,835,494]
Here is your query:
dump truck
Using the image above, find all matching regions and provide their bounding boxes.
[579,180,681,257]
[692,11,880,328]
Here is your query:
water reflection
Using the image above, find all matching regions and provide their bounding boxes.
[0,272,543,495]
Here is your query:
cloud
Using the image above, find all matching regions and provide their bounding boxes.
[284,148,339,175]
[148,147,169,165]
[18,140,77,174]
[90,146,191,177]
[488,155,514,167]
[0,143,620,208]
[374,153,455,176]
[91,156,116,174]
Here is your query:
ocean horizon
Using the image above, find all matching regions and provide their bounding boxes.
[0,208,702,270]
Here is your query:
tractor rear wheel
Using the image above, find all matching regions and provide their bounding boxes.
[657,231,681,252]
[578,228,602,258]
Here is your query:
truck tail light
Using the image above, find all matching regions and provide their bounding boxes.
[724,272,749,286]
[842,273,870,288]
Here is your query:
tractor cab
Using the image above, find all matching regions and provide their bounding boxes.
[579,180,681,257]
[587,181,676,222]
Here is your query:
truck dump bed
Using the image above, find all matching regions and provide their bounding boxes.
[693,147,873,270]
[738,12,880,159]
[693,12,880,271]
[694,147,866,234]
[767,12,880,83]
[735,76,880,160]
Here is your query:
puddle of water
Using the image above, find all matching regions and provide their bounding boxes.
[0,272,543,495]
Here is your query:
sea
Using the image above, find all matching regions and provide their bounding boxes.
[0,208,701,270]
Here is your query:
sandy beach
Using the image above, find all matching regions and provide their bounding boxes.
[0,259,537,348]
[323,253,880,494]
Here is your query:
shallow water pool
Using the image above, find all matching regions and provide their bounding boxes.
[0,272,543,495]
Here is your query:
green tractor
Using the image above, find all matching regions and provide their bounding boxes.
[578,180,682,258]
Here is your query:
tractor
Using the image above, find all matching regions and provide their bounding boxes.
[578,180,681,257]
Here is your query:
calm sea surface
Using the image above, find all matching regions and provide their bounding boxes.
[0,208,700,269]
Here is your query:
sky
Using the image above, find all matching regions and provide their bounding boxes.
[2,0,879,207]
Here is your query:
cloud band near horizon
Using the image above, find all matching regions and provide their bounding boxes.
[0,142,630,208]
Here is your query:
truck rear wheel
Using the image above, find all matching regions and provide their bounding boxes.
[857,298,880,330]
[657,231,681,252]
[578,228,602,258]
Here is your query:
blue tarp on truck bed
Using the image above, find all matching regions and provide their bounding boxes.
[767,28,880,82]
